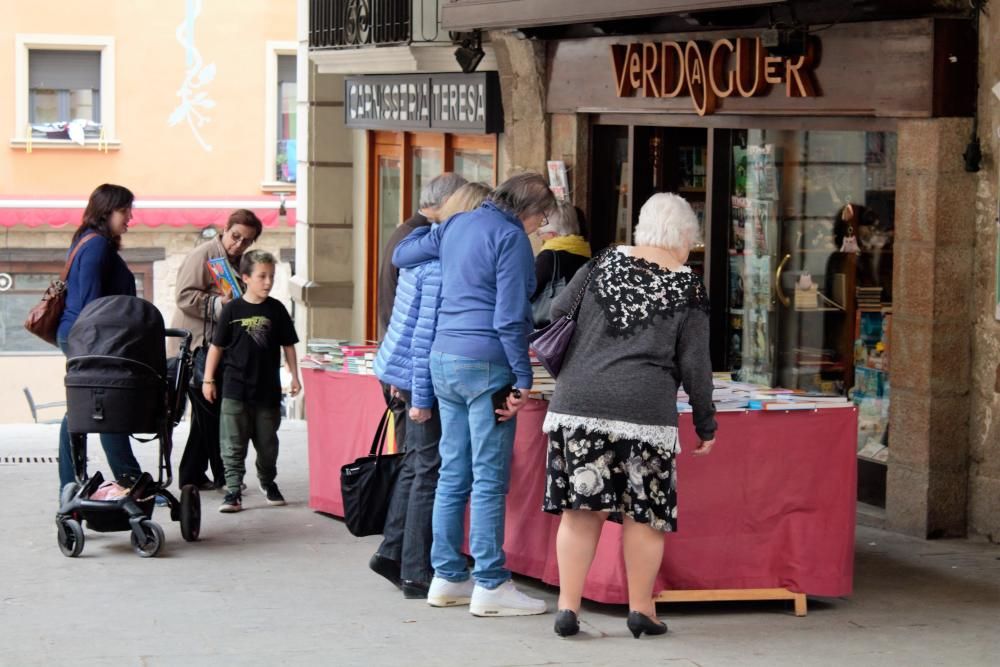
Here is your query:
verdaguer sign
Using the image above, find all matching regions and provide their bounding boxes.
[344,72,503,134]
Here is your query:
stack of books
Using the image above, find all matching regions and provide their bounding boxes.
[529,353,556,399]
[341,345,378,375]
[302,338,348,370]
[856,287,883,310]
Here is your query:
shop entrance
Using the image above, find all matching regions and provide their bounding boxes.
[590,122,896,508]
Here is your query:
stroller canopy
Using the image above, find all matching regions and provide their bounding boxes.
[67,296,166,374]
[65,296,167,434]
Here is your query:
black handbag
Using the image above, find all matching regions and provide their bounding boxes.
[339,400,405,537]
[528,249,607,378]
[531,251,566,329]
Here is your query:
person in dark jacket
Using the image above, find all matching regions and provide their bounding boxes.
[530,201,592,327]
[56,184,142,492]
[376,173,467,452]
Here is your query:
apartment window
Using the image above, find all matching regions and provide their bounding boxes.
[13,35,116,148]
[276,55,297,183]
[29,50,101,140]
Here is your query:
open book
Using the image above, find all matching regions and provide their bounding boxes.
[206,257,242,299]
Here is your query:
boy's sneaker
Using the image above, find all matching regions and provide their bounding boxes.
[259,482,286,506]
[427,576,475,607]
[469,580,547,617]
[218,492,242,513]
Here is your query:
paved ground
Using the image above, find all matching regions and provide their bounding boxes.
[1,421,998,667]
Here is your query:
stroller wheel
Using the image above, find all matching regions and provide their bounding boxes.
[180,484,201,542]
[131,520,165,558]
[57,518,85,557]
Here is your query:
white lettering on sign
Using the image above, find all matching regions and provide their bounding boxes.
[347,82,431,123]
[431,83,487,124]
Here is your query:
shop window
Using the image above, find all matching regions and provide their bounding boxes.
[14,35,116,147]
[0,261,151,354]
[366,131,498,339]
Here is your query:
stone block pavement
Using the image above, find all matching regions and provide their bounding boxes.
[0,422,998,666]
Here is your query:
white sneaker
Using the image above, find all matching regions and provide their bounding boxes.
[469,580,547,617]
[427,576,475,607]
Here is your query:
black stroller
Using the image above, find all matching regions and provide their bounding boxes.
[55,295,200,558]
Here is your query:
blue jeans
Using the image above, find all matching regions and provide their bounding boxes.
[378,397,442,584]
[57,338,142,490]
[429,351,516,590]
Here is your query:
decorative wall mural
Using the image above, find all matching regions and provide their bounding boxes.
[168,0,216,151]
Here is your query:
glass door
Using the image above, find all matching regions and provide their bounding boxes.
[368,132,403,339]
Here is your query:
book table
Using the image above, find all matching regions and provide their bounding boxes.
[303,368,857,616]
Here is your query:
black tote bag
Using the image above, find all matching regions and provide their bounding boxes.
[339,401,405,537]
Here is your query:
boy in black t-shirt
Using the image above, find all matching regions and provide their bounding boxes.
[202,250,301,513]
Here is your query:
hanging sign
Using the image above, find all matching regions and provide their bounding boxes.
[345,72,503,134]
[610,37,818,116]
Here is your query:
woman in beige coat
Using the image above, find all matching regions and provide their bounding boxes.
[171,209,262,489]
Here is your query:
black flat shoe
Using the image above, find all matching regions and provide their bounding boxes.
[554,609,580,637]
[402,580,429,599]
[626,610,668,638]
[369,553,402,589]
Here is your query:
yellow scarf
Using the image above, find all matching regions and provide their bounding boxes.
[541,234,592,258]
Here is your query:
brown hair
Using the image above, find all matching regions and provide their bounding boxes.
[226,209,263,240]
[72,183,135,251]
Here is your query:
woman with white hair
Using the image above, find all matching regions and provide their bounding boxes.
[542,193,717,639]
[531,201,592,327]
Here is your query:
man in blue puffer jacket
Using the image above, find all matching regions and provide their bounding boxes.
[370,223,445,600]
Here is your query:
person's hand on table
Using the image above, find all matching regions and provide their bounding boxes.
[409,407,432,423]
[495,388,528,423]
[692,438,715,456]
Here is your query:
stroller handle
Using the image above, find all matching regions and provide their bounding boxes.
[165,328,193,345]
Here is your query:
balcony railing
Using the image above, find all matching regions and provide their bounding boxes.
[310,0,412,49]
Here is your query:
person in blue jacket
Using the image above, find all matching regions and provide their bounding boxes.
[369,182,492,600]
[393,172,556,617]
[57,184,142,492]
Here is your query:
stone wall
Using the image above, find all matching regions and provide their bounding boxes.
[968,4,1000,543]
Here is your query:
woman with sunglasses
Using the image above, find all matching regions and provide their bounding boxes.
[169,209,262,490]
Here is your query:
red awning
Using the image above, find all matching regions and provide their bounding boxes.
[0,196,296,229]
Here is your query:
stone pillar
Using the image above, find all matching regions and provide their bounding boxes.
[968,2,1000,543]
[887,118,976,537]
[291,59,355,341]
[549,113,590,214]
[489,30,549,177]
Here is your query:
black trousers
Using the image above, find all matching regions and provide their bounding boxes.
[178,384,225,487]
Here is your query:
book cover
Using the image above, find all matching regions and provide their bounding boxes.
[206,257,242,299]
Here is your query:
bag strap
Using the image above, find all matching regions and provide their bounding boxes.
[60,233,100,281]
[368,397,400,457]
[568,248,610,321]
[548,251,561,298]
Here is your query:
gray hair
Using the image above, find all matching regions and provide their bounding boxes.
[488,172,556,220]
[543,201,580,236]
[634,193,702,250]
[419,173,468,210]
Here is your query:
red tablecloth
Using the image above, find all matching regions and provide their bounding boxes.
[303,369,857,603]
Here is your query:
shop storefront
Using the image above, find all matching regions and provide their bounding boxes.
[343,71,504,339]
[539,17,975,516]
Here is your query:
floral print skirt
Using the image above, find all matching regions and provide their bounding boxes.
[543,421,678,533]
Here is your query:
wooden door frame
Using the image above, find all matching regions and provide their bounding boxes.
[366,130,403,341]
